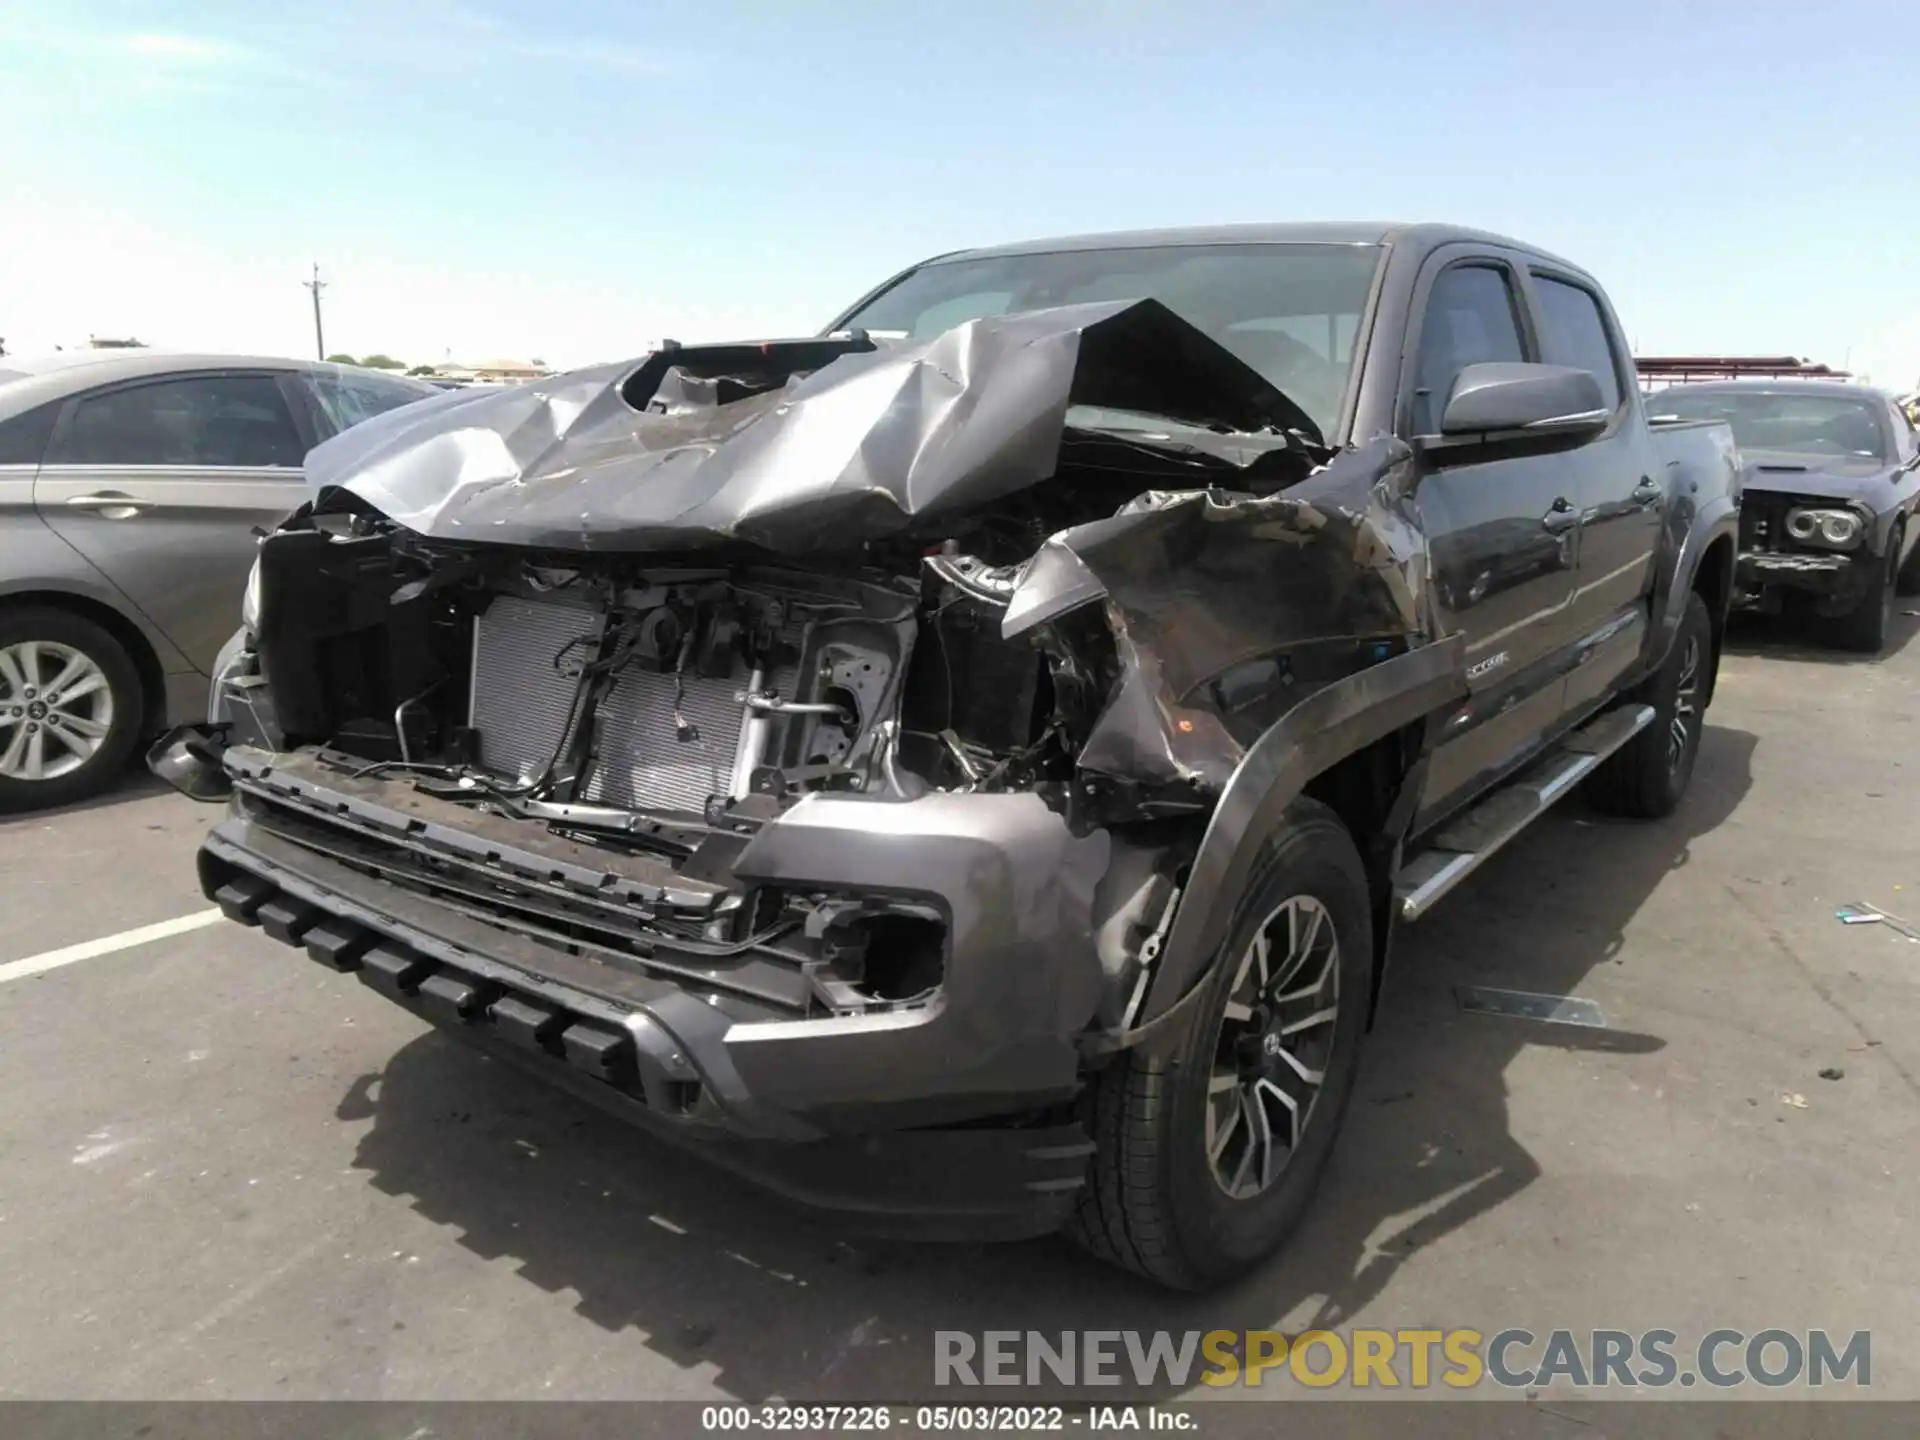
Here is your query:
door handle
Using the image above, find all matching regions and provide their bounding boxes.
[1542,498,1579,533]
[1631,476,1663,505]
[64,492,152,515]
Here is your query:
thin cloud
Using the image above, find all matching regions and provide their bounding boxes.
[510,37,672,77]
[118,33,246,64]
[362,0,679,77]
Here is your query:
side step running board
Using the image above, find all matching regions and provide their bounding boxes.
[1394,703,1655,923]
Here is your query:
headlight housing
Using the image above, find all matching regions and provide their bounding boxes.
[1784,506,1866,550]
[240,556,263,632]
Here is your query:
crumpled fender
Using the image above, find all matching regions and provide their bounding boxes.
[1135,637,1465,1031]
[993,435,1472,1030]
[1003,437,1436,796]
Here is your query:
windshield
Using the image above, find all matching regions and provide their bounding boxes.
[1647,388,1888,462]
[835,242,1382,441]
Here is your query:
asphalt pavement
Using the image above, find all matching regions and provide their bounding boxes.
[2,612,1917,1403]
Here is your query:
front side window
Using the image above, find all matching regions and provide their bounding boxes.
[1891,402,1918,463]
[1412,264,1527,434]
[1531,274,1624,412]
[1645,389,1890,462]
[53,374,306,468]
[835,242,1384,442]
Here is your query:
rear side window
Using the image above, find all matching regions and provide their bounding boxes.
[307,370,433,432]
[1412,264,1527,433]
[52,374,306,468]
[1532,275,1624,412]
[0,400,59,466]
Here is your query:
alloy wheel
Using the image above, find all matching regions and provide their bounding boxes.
[1666,634,1700,775]
[1206,895,1341,1200]
[0,640,116,783]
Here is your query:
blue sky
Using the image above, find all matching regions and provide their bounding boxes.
[2,0,1917,385]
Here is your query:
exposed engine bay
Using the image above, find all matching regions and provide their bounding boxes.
[258,533,1101,819]
[221,298,1426,1033]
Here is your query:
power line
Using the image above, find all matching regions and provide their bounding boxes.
[303,263,327,360]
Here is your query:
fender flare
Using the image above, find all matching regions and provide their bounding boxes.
[1649,495,1739,671]
[1134,636,1466,1029]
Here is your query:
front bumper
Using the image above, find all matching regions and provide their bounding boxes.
[185,744,1112,1240]
[1734,549,1874,612]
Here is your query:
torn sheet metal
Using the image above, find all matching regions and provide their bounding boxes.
[999,436,1435,795]
[1454,986,1609,1028]
[302,299,1322,555]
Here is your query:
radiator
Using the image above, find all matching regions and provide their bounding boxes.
[469,594,795,815]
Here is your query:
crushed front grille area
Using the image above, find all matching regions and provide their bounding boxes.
[216,749,830,1016]
[201,857,707,1117]
[468,593,801,815]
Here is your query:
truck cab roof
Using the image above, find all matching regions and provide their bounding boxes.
[936,220,1589,275]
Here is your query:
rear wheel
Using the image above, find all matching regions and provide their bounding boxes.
[0,607,143,814]
[1066,799,1372,1289]
[1584,589,1711,819]
[1832,532,1898,654]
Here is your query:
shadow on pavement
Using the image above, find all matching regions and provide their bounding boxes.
[339,723,1756,1403]
[1723,602,1920,666]
[0,761,168,830]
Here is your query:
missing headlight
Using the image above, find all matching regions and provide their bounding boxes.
[804,897,947,1007]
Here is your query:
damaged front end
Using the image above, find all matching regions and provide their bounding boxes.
[170,298,1426,1234]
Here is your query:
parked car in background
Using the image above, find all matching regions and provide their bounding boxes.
[1646,380,1920,651]
[0,354,436,811]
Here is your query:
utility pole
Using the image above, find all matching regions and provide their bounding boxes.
[303,263,327,360]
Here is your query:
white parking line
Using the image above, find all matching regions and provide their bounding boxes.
[0,908,224,985]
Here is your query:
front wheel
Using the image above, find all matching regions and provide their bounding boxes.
[1584,589,1712,820]
[1066,799,1372,1289]
[0,607,144,814]
[1834,529,1900,653]
[1894,521,1920,597]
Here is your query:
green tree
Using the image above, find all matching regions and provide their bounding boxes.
[358,353,404,370]
[324,353,357,365]
[406,364,438,376]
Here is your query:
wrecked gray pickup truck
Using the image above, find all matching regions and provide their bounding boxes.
[151,223,1740,1289]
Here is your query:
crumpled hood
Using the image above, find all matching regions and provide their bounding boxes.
[1740,451,1902,508]
[302,299,1322,553]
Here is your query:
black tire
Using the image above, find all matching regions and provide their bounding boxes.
[1066,798,1372,1289]
[1894,521,1920,598]
[1583,590,1711,820]
[1832,532,1898,654]
[0,606,144,815]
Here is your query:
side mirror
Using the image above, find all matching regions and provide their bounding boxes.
[1431,362,1610,449]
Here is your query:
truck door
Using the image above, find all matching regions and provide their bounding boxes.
[1403,255,1583,830]
[1522,268,1660,713]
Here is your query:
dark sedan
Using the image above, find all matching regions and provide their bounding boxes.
[1646,380,1920,652]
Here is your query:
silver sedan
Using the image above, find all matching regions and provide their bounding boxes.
[0,353,436,811]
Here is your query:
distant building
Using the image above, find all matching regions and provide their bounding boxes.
[1633,355,1853,393]
[438,357,552,384]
